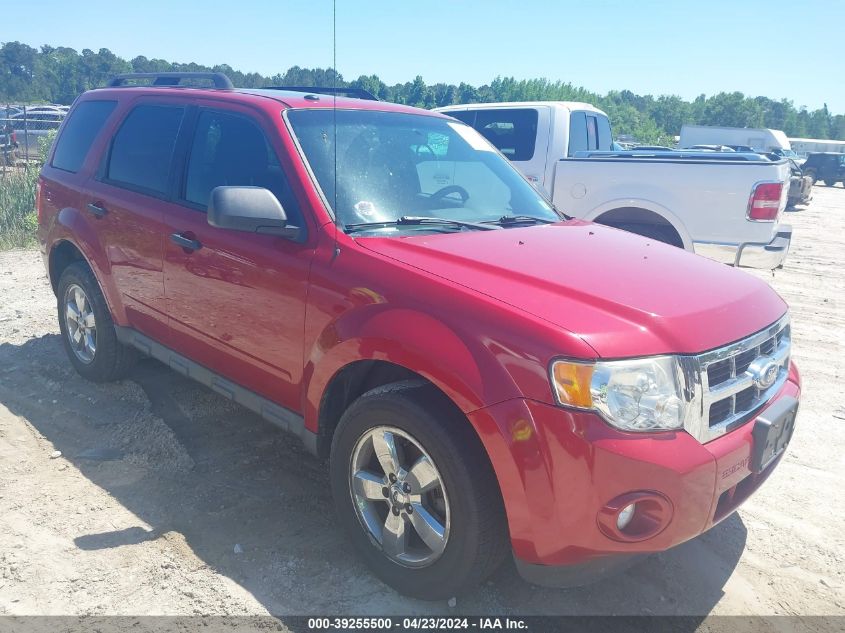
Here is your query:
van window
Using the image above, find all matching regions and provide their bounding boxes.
[471,109,538,161]
[106,105,184,195]
[51,100,116,173]
[183,109,301,222]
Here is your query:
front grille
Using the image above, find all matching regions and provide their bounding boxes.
[699,319,791,431]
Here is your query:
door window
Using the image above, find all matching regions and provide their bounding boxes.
[106,104,185,195]
[183,109,300,223]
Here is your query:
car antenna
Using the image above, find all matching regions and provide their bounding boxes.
[332,0,340,261]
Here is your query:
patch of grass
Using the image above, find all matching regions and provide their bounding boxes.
[0,132,55,250]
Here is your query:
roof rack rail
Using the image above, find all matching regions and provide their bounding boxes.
[107,72,234,89]
[260,86,379,101]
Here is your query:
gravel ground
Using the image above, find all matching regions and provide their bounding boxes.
[0,187,843,626]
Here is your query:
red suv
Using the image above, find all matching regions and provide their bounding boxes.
[37,73,801,599]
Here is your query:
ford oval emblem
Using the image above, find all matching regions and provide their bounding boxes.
[749,358,780,390]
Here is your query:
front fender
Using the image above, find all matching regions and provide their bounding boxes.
[585,198,693,250]
[301,303,527,433]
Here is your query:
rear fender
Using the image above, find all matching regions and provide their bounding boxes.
[50,208,127,324]
[586,199,692,250]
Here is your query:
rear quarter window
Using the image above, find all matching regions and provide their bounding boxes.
[51,100,117,173]
[105,104,185,195]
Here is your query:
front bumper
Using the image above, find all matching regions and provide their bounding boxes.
[693,224,792,270]
[468,365,800,587]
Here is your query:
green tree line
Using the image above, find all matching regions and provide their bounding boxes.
[2,41,843,144]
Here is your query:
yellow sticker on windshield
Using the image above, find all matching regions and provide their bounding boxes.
[447,122,495,152]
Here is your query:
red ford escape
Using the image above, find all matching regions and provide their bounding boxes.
[36,73,800,599]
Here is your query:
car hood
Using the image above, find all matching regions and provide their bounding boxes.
[357,221,787,358]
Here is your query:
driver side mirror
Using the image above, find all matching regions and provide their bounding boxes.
[207,186,303,241]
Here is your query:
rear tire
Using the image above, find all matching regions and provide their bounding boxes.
[824,178,837,187]
[57,262,136,382]
[329,381,508,600]
[804,170,817,184]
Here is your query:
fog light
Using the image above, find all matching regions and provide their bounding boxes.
[617,503,636,530]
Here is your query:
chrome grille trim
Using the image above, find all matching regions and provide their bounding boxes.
[681,314,791,444]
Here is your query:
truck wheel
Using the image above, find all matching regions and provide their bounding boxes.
[57,262,136,382]
[803,170,816,183]
[824,178,837,186]
[329,381,508,600]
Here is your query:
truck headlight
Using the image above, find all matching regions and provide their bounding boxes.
[551,356,686,432]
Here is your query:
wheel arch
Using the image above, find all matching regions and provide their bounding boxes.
[586,200,692,250]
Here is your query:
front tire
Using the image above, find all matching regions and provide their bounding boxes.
[329,381,508,600]
[57,262,136,382]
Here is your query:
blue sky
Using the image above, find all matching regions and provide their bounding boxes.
[10,0,843,112]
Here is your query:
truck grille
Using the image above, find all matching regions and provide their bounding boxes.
[696,319,791,434]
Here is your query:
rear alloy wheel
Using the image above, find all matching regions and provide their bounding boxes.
[57,262,136,382]
[330,381,508,599]
[64,283,98,364]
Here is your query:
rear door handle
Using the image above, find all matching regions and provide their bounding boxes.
[170,232,202,252]
[87,202,107,217]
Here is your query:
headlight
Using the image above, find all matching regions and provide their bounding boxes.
[551,356,686,432]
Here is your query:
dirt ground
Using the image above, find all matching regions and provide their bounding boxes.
[0,187,843,625]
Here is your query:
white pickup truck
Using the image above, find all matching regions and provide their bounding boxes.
[435,102,793,269]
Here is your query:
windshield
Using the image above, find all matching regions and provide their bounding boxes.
[287,109,559,233]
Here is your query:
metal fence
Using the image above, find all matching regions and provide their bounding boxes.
[1,104,68,167]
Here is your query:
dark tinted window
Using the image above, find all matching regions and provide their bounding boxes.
[568,111,588,156]
[183,110,300,222]
[596,114,613,150]
[51,100,116,173]
[586,115,598,150]
[471,109,538,161]
[447,111,475,125]
[107,105,184,194]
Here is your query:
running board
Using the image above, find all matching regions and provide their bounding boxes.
[115,326,317,455]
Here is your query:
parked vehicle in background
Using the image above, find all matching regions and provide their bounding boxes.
[726,144,755,152]
[37,72,801,599]
[687,144,736,152]
[436,102,793,269]
[8,108,65,158]
[631,145,674,151]
[0,121,18,166]
[782,159,813,207]
[800,152,845,186]
[789,137,845,156]
[680,124,792,154]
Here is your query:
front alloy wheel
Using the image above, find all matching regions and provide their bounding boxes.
[350,426,450,568]
[64,283,97,364]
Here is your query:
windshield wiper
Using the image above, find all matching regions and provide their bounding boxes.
[484,215,556,226]
[345,216,500,233]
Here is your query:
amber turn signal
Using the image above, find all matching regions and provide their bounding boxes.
[551,361,595,408]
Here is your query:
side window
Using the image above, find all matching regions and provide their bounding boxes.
[586,115,598,150]
[568,111,588,156]
[596,114,613,151]
[183,109,301,223]
[106,104,184,195]
[472,109,538,161]
[51,100,116,173]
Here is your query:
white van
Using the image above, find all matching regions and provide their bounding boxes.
[679,124,793,155]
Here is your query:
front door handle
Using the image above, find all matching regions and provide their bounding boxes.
[87,202,107,217]
[170,232,202,252]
